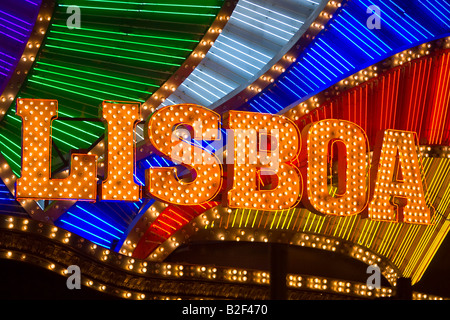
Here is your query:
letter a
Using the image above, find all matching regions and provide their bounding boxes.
[368,130,432,224]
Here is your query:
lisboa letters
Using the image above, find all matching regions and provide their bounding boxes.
[15,99,433,225]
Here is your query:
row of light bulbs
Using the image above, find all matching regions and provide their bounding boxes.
[1,215,444,300]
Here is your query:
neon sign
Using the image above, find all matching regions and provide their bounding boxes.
[14,99,432,225]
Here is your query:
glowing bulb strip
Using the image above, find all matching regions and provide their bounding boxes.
[132,201,219,259]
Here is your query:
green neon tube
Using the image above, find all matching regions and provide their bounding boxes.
[32,76,146,102]
[45,44,181,67]
[34,67,153,95]
[47,36,186,61]
[58,4,217,17]
[51,24,198,43]
[50,29,193,53]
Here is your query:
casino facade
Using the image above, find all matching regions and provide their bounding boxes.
[0,0,449,300]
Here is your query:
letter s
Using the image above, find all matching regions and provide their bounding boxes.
[145,104,222,205]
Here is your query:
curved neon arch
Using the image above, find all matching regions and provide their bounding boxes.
[158,0,329,109]
[240,0,450,114]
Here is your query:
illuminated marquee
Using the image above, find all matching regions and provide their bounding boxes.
[15,99,432,225]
